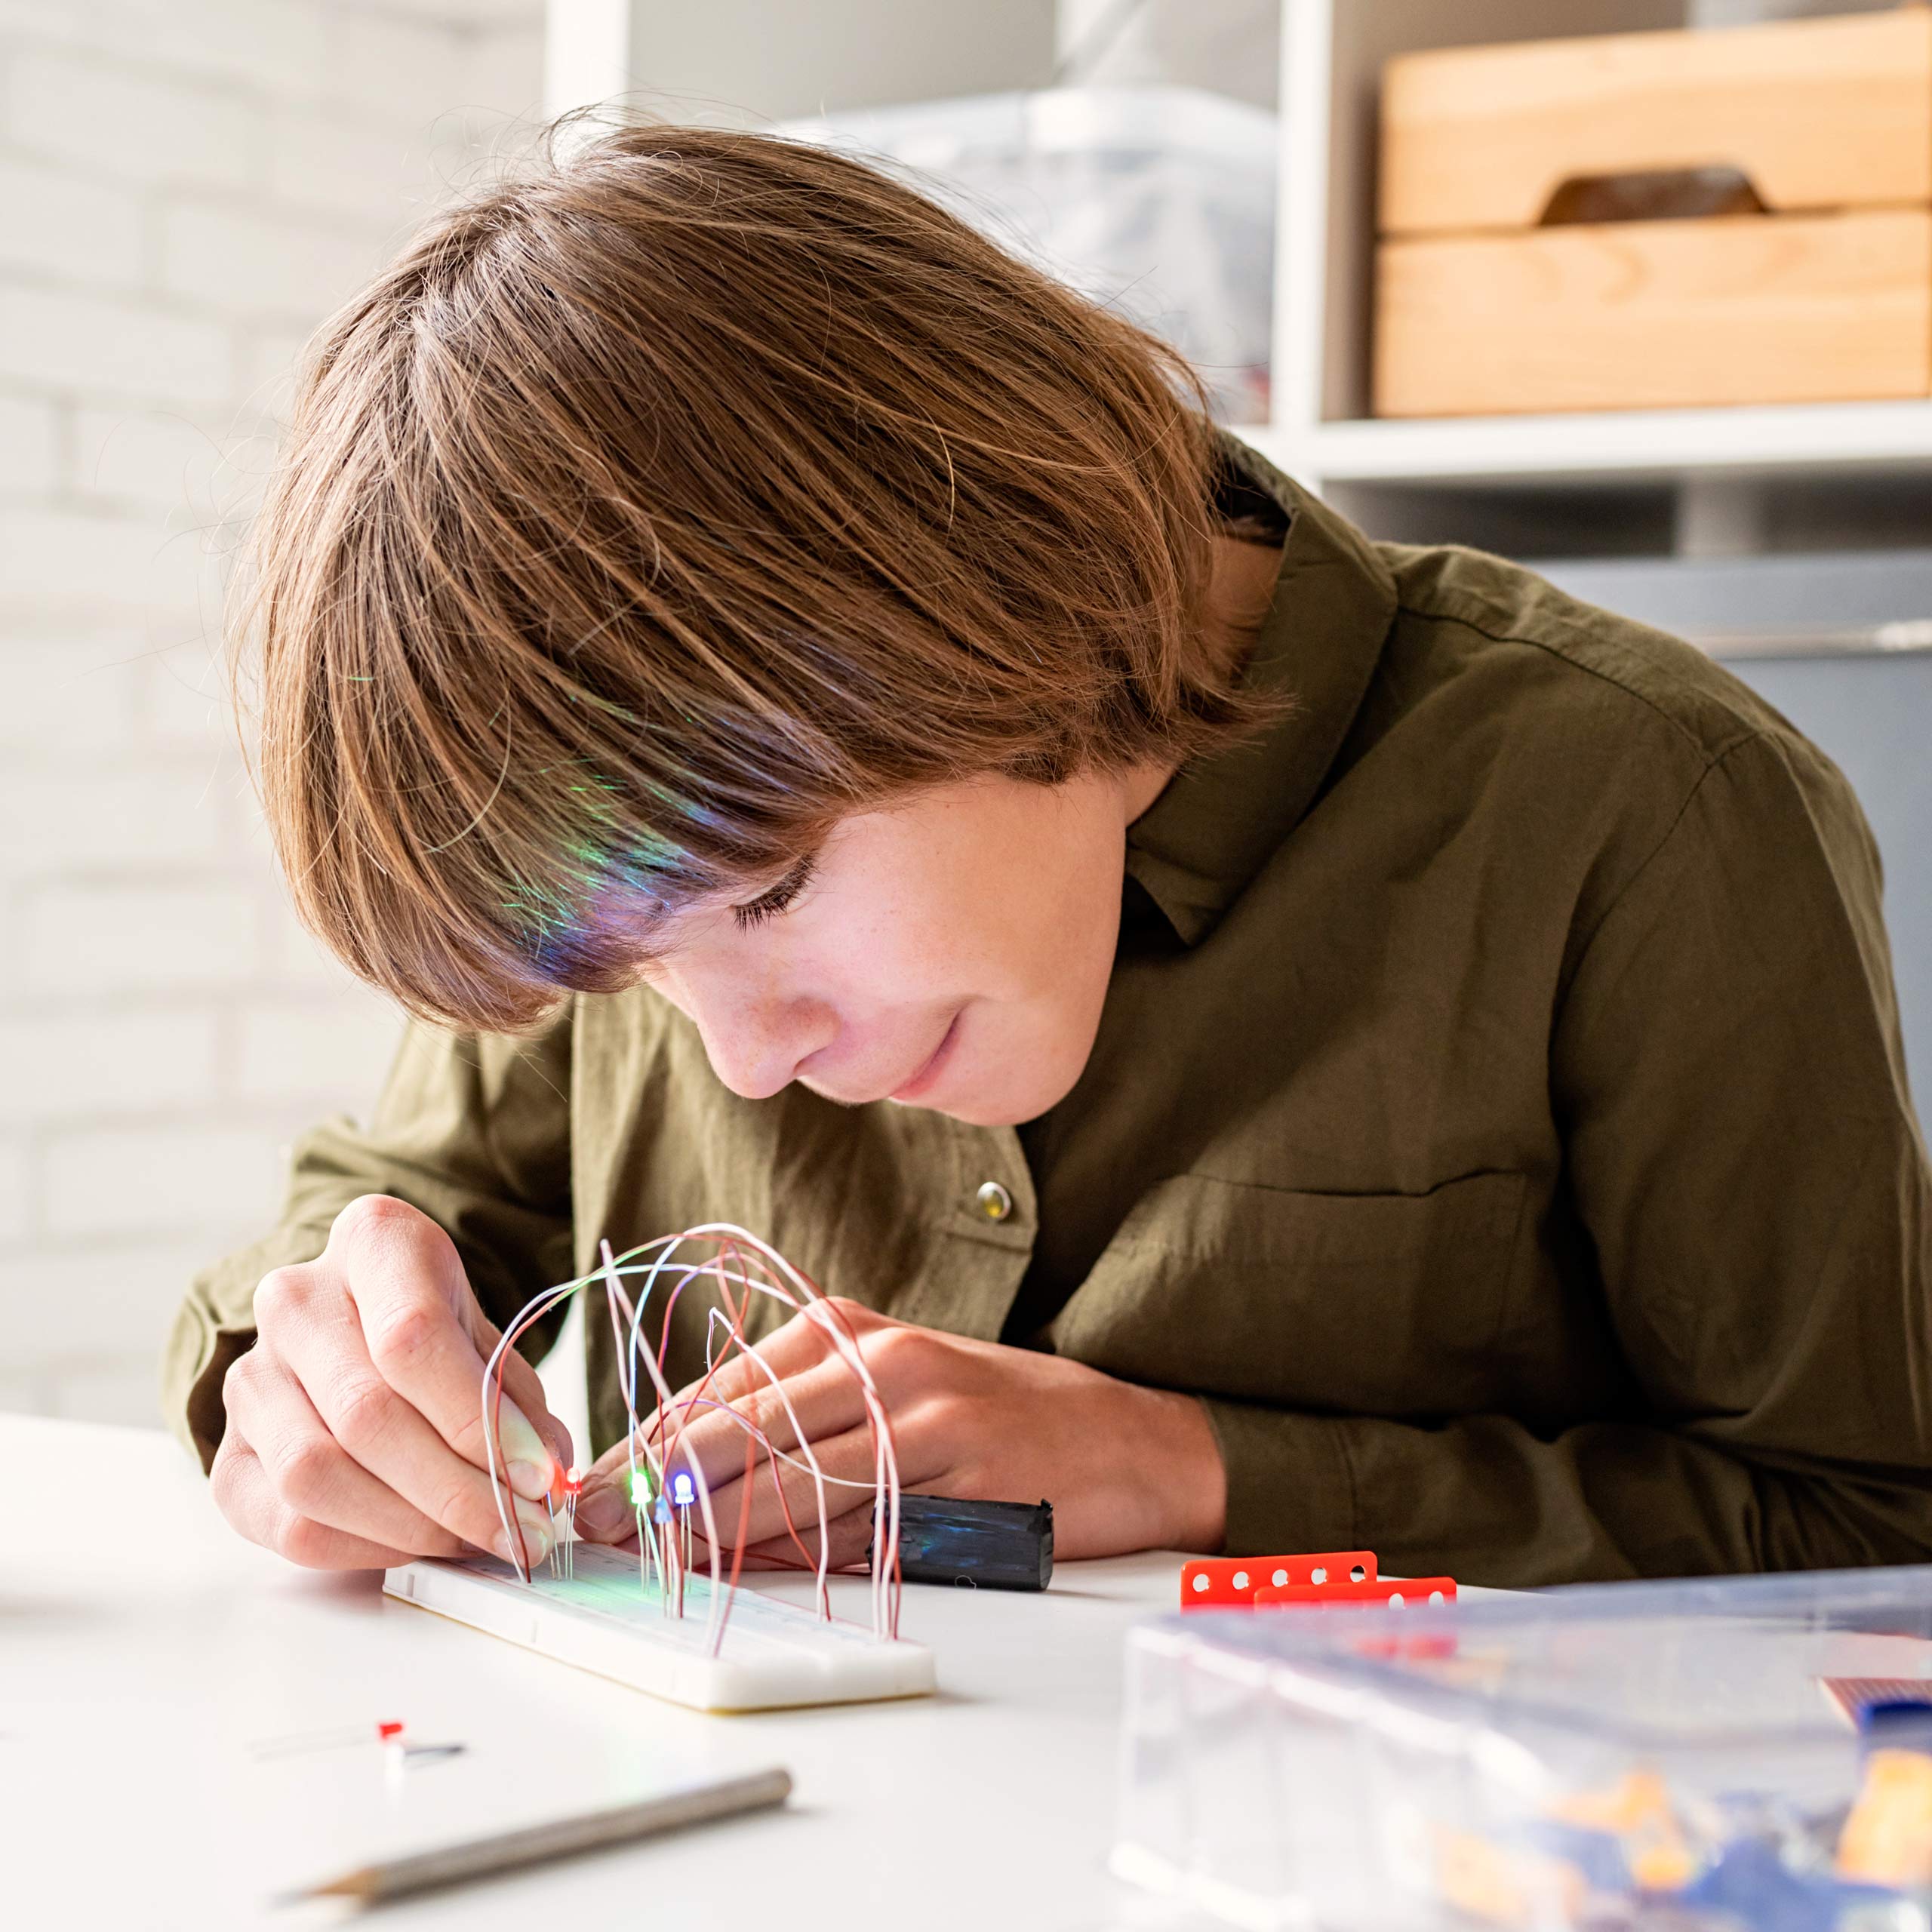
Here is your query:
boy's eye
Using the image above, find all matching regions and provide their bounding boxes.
[731,854,817,931]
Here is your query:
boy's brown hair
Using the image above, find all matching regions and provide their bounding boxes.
[248,120,1269,1032]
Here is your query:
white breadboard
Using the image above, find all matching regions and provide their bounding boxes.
[383,1543,935,1713]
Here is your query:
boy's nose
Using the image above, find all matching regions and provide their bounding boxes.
[697,998,835,1101]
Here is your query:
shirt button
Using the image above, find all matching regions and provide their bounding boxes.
[974,1180,1014,1223]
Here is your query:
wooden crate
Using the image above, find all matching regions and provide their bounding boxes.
[1372,7,1932,418]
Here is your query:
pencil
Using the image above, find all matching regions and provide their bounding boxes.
[274,1765,793,1906]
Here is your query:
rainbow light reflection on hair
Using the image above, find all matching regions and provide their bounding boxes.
[497,758,715,983]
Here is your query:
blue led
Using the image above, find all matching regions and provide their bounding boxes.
[671,1472,695,1507]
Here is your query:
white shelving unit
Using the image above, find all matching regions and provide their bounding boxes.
[1250,0,1932,524]
[1245,399,1932,493]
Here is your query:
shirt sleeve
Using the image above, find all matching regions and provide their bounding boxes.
[162,1004,577,1472]
[1204,727,1932,1580]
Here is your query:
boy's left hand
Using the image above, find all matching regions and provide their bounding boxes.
[571,1300,1226,1564]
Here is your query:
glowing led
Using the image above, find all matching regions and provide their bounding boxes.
[671,1472,696,1508]
[626,1464,654,1508]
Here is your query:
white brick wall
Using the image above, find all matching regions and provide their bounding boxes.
[6,48,263,188]
[0,284,232,401]
[0,157,146,285]
[0,0,546,1429]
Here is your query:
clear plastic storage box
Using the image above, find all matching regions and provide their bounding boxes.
[1115,1565,1932,1931]
[782,85,1277,423]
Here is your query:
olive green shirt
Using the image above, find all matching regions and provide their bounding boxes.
[165,438,1932,1586]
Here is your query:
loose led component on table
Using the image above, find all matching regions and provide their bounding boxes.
[248,1716,467,1766]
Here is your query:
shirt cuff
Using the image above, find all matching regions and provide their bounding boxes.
[162,1221,334,1472]
[1198,1398,1358,1558]
[162,1300,255,1473]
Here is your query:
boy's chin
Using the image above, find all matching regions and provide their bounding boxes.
[922,1058,1087,1130]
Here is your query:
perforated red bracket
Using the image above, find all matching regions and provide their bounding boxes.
[1254,1577,1457,1609]
[1179,1550,1379,1610]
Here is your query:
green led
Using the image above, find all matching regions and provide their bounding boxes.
[626,1463,655,1509]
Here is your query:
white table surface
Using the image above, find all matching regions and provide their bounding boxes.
[1,1414,1199,1931]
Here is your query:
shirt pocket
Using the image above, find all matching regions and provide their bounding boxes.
[1051,1170,1528,1418]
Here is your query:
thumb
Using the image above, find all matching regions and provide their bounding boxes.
[575,1433,654,1542]
[473,1309,574,1496]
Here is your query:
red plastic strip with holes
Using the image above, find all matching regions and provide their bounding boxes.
[1179,1551,1379,1611]
[1252,1577,1457,1608]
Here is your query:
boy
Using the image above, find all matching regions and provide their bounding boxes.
[168,125,1932,1583]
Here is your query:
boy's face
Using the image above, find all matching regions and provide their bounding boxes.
[638,769,1164,1127]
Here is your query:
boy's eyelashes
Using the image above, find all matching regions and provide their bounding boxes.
[731,852,818,930]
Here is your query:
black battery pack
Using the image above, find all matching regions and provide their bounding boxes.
[872,1494,1054,1592]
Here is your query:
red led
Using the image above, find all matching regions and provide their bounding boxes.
[376,1721,405,1742]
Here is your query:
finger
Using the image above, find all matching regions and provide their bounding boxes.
[689,1507,875,1577]
[470,1303,575,1480]
[676,1347,872,1482]
[212,1435,426,1572]
[223,1347,472,1559]
[657,1300,847,1418]
[577,1308,835,1492]
[577,1349,872,1542]
[680,1423,896,1552]
[646,1298,895,1476]
[269,1282,555,1565]
[580,1301,903,1537]
[327,1195,555,1496]
[687,1297,919,1423]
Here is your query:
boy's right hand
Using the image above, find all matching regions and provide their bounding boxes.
[210,1193,569,1571]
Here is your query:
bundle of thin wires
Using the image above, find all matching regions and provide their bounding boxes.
[480,1225,904,1651]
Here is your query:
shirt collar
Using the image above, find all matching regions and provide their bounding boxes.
[1124,429,1398,946]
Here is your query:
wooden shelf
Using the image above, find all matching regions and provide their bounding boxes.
[1262,0,1932,529]
[1238,400,1932,492]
